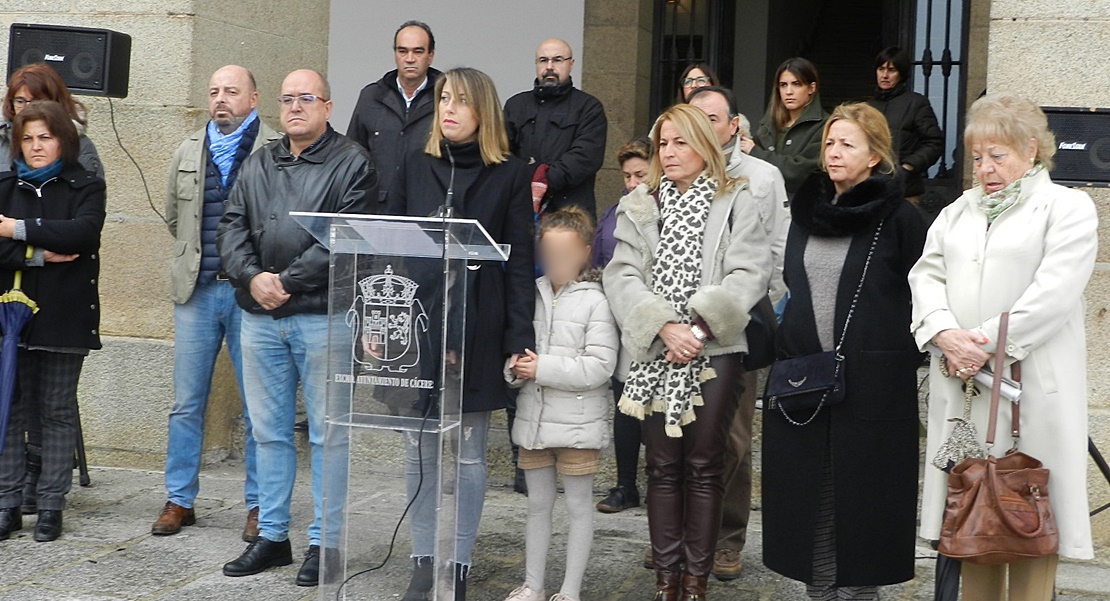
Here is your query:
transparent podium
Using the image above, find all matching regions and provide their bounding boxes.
[292,212,511,600]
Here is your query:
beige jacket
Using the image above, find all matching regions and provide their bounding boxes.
[165,120,281,303]
[909,168,1097,559]
[604,179,772,379]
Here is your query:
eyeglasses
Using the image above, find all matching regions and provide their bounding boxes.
[536,56,571,66]
[11,97,31,109]
[278,94,328,106]
[683,76,711,87]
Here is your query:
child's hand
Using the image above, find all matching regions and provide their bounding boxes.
[511,349,539,380]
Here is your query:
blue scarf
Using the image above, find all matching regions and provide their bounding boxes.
[207,109,258,185]
[15,158,64,185]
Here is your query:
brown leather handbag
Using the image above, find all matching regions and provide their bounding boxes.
[937,312,1060,564]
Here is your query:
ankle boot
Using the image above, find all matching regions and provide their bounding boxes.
[454,563,468,601]
[401,556,434,601]
[681,573,708,600]
[21,450,41,514]
[652,569,681,601]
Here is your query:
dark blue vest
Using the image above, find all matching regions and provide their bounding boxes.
[199,119,260,283]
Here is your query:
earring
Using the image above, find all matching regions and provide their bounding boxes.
[1029,157,1035,164]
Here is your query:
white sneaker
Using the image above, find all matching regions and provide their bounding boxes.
[504,584,545,601]
[549,594,580,601]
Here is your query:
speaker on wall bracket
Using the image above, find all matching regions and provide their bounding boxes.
[7,23,131,98]
[1042,106,1110,188]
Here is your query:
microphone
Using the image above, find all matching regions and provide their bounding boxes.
[439,140,456,218]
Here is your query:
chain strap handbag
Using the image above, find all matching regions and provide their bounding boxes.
[937,312,1060,564]
[764,220,883,426]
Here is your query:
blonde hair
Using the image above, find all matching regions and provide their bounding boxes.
[648,104,738,195]
[818,102,896,176]
[539,206,595,245]
[963,93,1056,171]
[424,67,509,165]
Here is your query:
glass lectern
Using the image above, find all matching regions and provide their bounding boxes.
[292,212,510,601]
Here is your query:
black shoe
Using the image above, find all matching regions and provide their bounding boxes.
[33,510,61,542]
[596,485,641,513]
[454,563,468,601]
[402,556,434,601]
[296,544,342,587]
[0,507,21,540]
[223,537,293,577]
[513,467,528,495]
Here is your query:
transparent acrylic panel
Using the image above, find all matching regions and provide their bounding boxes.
[292,212,511,261]
[311,211,505,600]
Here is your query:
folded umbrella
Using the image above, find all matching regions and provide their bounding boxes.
[0,269,38,453]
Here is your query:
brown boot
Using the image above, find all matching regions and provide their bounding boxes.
[151,501,195,535]
[653,569,682,601]
[242,506,260,542]
[680,573,708,600]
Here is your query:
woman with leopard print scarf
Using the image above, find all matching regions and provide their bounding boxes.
[604,104,772,601]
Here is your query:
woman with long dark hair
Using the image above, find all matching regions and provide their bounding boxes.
[740,57,828,197]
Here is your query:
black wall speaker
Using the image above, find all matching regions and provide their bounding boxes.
[7,23,132,98]
[1043,106,1110,188]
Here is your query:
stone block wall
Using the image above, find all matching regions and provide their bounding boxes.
[0,0,329,468]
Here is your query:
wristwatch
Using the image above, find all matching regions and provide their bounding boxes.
[690,323,708,343]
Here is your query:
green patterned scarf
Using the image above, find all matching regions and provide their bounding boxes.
[977,163,1044,225]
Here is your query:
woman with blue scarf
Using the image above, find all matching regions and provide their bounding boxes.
[0,100,106,543]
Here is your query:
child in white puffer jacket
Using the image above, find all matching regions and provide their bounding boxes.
[503,206,619,601]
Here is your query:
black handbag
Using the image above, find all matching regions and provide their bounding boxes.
[743,294,777,371]
[764,220,883,426]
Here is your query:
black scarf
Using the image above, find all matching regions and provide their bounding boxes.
[791,173,905,237]
[873,82,908,102]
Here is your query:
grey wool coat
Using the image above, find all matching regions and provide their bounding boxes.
[603,178,772,380]
[506,270,618,451]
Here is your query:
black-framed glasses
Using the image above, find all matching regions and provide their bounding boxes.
[536,56,571,66]
[278,94,328,106]
[683,76,711,87]
[11,97,31,109]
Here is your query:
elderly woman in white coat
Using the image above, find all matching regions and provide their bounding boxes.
[909,93,1097,601]
[605,104,771,600]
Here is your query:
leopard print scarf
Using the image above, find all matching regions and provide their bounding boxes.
[619,174,718,437]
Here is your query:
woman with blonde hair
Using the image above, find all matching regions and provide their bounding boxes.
[910,93,1096,600]
[387,67,536,601]
[605,104,771,600]
[762,102,926,600]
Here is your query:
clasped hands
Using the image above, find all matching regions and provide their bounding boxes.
[933,329,991,381]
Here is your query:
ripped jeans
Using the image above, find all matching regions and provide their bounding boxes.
[405,410,490,566]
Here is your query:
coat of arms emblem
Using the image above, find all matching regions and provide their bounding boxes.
[347,264,428,373]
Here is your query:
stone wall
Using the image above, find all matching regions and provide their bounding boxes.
[985,0,1110,563]
[0,0,329,468]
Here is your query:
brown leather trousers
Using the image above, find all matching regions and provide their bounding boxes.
[643,353,745,578]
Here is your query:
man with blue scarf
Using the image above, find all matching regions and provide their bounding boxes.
[155,65,281,541]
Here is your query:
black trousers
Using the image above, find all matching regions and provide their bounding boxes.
[0,350,84,512]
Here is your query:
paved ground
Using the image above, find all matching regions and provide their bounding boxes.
[1,459,1108,601]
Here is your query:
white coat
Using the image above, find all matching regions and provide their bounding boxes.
[908,168,1097,559]
[506,271,618,451]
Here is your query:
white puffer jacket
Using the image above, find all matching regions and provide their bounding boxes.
[506,270,618,450]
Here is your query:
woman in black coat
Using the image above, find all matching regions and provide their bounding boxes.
[866,46,944,202]
[0,101,106,543]
[762,103,925,599]
[385,67,535,601]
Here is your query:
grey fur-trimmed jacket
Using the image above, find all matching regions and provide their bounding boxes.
[603,179,772,379]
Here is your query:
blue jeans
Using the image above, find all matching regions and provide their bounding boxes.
[240,310,346,546]
[407,410,490,566]
[167,279,256,509]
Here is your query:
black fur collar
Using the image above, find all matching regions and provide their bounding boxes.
[791,173,905,237]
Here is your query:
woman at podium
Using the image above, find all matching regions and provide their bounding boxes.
[385,66,535,601]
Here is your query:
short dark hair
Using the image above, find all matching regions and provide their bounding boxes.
[874,46,911,81]
[676,63,720,103]
[394,20,435,53]
[11,100,81,166]
[616,136,652,165]
[686,85,739,117]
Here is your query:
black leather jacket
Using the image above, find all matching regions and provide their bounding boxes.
[217,125,378,318]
